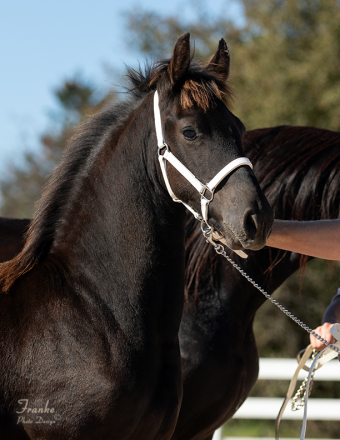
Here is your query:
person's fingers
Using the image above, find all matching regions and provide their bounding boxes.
[310,322,334,351]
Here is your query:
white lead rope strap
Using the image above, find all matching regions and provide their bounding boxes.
[275,344,314,440]
[154,90,253,257]
[275,323,340,440]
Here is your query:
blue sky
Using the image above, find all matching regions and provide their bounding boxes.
[0,0,243,175]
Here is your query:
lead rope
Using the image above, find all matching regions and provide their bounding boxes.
[291,349,317,411]
[275,333,340,440]
[274,346,327,440]
[202,226,340,354]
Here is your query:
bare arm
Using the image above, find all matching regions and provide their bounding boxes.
[266,219,340,260]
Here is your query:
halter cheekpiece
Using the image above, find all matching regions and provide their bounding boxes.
[154,90,253,258]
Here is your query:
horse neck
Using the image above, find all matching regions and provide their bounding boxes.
[51,95,186,333]
[194,247,302,331]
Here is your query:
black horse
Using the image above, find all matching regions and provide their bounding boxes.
[0,34,273,439]
[2,126,339,440]
[173,125,340,440]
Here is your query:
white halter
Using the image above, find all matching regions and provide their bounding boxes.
[154,90,252,258]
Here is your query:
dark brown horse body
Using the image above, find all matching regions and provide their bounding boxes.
[0,35,273,440]
[2,126,339,440]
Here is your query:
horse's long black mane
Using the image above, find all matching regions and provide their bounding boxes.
[247,126,340,220]
[0,58,234,293]
[185,125,340,295]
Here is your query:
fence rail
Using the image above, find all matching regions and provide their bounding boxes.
[212,357,340,440]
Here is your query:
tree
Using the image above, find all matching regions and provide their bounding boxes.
[125,0,340,131]
[0,76,115,218]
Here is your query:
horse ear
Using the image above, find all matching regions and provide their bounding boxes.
[207,38,230,80]
[168,33,191,86]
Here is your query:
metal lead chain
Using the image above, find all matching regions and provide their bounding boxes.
[204,233,340,355]
[291,350,317,411]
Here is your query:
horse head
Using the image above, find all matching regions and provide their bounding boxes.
[153,33,274,252]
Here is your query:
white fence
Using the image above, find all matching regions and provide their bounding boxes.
[212,357,340,440]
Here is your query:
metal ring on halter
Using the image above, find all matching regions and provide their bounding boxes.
[200,186,214,202]
[214,244,224,254]
[201,222,211,235]
[158,143,170,155]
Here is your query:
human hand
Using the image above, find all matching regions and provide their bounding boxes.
[310,322,334,350]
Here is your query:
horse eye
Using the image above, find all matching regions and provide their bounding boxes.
[183,129,197,140]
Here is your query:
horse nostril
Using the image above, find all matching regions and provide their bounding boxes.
[244,211,257,239]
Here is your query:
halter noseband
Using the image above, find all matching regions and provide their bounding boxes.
[154,90,252,258]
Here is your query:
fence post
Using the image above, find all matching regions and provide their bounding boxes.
[212,427,222,440]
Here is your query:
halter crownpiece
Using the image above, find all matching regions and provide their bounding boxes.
[154,90,253,258]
